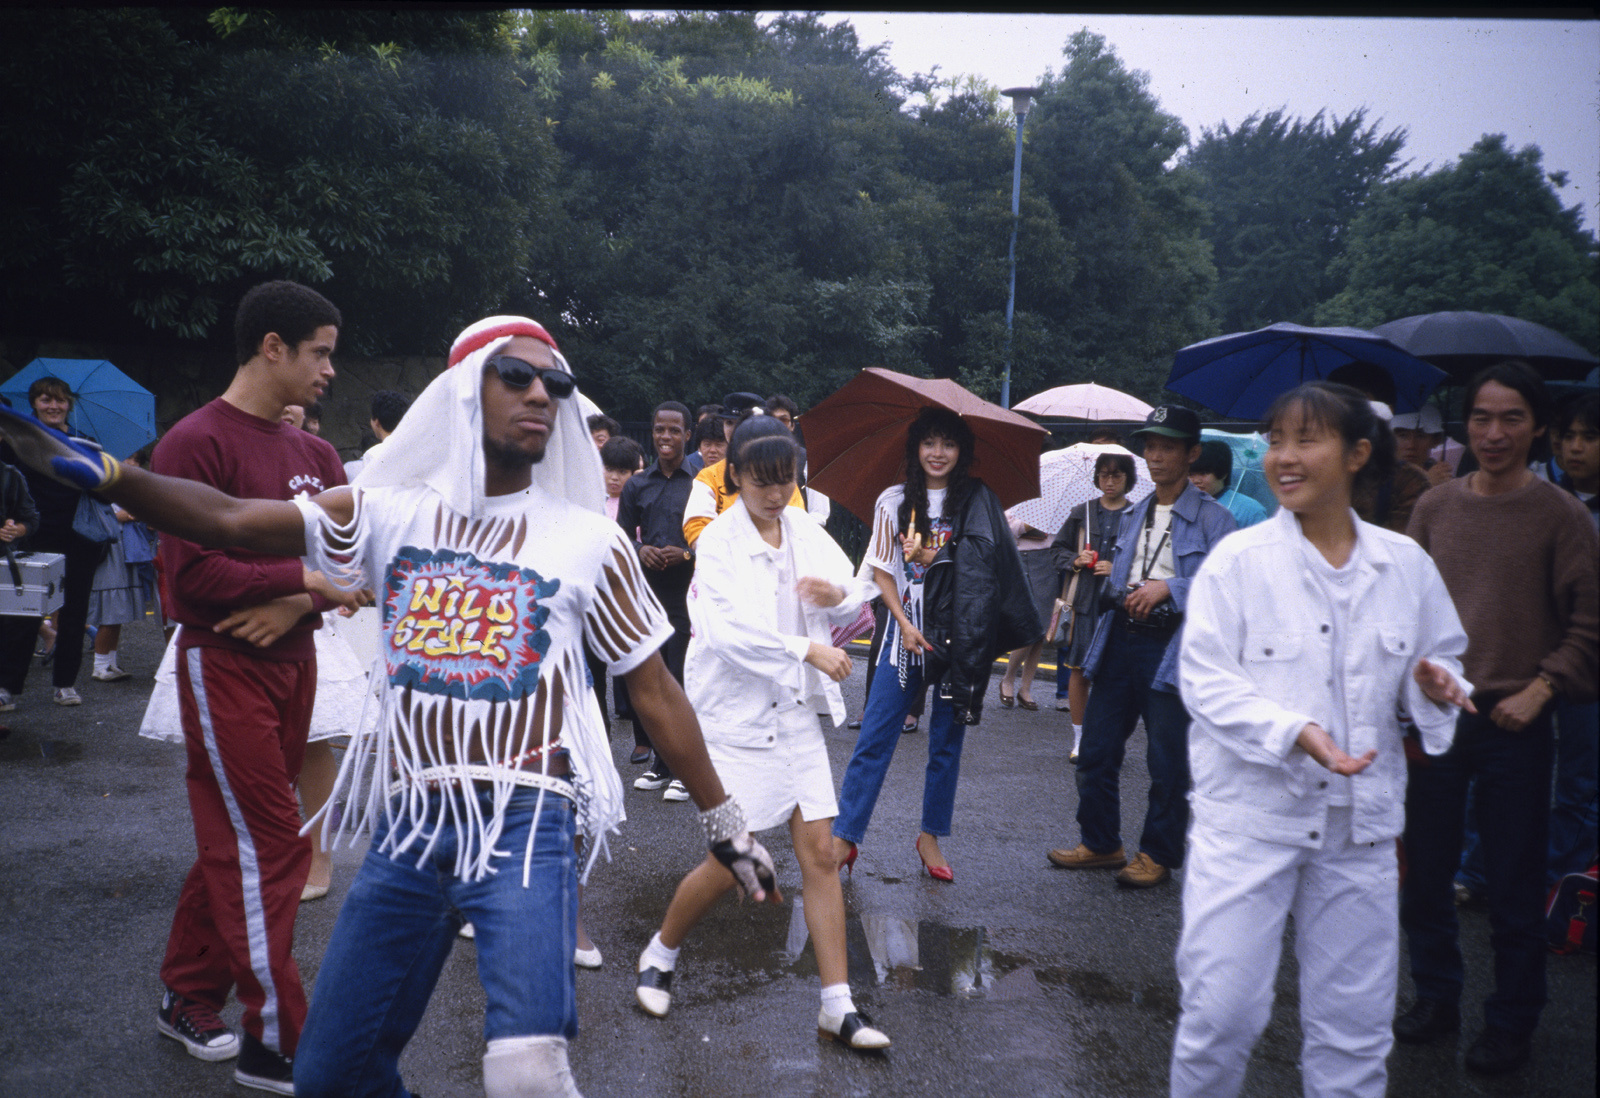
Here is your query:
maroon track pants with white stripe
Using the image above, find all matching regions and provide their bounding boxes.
[159,646,316,1056]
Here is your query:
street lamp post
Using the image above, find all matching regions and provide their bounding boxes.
[999,86,1041,410]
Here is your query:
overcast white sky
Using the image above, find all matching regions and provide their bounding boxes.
[815,11,1600,227]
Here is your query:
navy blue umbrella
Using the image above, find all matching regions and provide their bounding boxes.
[1167,322,1447,419]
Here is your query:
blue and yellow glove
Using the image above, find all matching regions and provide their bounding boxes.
[0,404,122,492]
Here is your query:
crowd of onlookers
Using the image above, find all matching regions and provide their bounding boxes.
[1,296,1594,1097]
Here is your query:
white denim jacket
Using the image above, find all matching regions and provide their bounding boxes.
[685,497,876,746]
[1179,507,1472,847]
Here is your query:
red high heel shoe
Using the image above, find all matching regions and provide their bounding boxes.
[839,841,859,877]
[915,834,954,882]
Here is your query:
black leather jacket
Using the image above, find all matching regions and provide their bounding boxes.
[1,461,40,548]
[920,480,1043,724]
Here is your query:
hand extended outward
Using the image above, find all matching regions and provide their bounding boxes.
[710,835,782,903]
[1412,657,1477,714]
[1297,722,1377,776]
[0,405,120,492]
[699,798,780,903]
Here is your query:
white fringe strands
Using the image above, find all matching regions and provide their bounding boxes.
[293,493,630,886]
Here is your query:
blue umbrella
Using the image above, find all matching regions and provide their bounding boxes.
[1201,428,1277,518]
[0,358,157,459]
[1167,322,1447,418]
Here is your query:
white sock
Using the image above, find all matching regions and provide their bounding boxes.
[820,983,856,1017]
[1071,724,1083,754]
[640,931,679,973]
[94,652,114,674]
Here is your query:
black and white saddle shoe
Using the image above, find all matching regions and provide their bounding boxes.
[635,965,673,1017]
[817,1008,891,1050]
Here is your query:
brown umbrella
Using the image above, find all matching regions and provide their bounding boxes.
[800,367,1049,524]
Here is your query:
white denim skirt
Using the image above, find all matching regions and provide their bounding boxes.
[705,705,838,832]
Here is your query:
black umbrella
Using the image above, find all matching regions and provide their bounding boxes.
[1372,312,1599,382]
[1166,322,1446,418]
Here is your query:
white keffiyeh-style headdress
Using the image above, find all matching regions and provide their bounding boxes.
[302,316,626,884]
[355,315,604,519]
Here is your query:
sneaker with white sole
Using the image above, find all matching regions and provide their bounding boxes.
[574,944,603,969]
[53,687,82,706]
[633,767,669,791]
[156,987,239,1061]
[662,779,690,802]
[92,665,131,682]
[234,1033,294,1095]
[0,688,13,712]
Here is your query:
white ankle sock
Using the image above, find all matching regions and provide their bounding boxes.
[640,931,679,973]
[94,652,114,673]
[1071,724,1083,753]
[820,983,855,1017]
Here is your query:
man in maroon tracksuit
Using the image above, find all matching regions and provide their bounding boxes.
[151,281,350,1094]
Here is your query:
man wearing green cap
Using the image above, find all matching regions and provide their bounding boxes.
[1047,404,1236,887]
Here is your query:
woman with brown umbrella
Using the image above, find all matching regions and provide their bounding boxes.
[830,407,1038,881]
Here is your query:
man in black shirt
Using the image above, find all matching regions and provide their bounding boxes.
[0,454,42,723]
[616,401,697,799]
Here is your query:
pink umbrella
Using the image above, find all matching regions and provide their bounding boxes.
[1013,383,1153,421]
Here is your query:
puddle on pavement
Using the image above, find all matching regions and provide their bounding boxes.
[777,897,1178,1015]
[781,899,1021,996]
[0,735,83,763]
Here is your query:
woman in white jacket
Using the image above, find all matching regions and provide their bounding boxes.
[634,420,890,1051]
[1171,382,1474,1098]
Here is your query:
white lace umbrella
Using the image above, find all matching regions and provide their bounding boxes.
[1007,443,1153,537]
[1013,383,1154,421]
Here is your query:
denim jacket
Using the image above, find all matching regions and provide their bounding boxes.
[1081,481,1236,693]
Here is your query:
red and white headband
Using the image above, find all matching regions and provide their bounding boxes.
[447,316,561,369]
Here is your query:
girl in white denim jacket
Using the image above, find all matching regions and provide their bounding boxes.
[1171,383,1474,1098]
[635,420,891,1051]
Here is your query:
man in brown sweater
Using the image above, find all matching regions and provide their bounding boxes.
[1395,362,1599,1076]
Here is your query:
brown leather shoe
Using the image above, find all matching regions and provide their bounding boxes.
[1115,852,1171,888]
[1047,844,1127,869]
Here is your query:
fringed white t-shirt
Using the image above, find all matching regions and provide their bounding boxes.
[865,484,951,687]
[296,481,673,884]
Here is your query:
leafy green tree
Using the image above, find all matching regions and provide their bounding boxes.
[513,12,931,416]
[1,8,552,361]
[1187,108,1407,333]
[1315,135,1599,352]
[1017,31,1217,403]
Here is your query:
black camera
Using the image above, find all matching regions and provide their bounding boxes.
[1104,580,1182,635]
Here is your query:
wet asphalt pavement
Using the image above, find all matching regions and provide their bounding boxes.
[0,621,1593,1097]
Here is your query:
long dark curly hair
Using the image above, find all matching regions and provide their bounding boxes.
[898,406,977,541]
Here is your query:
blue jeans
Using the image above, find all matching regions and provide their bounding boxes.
[295,787,578,1098]
[833,643,964,844]
[1400,707,1554,1037]
[1074,625,1192,868]
[1055,646,1071,699]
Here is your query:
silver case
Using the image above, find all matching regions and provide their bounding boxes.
[0,551,66,617]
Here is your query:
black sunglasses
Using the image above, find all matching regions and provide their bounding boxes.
[484,354,576,399]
